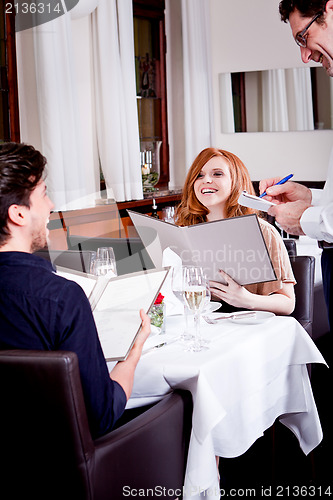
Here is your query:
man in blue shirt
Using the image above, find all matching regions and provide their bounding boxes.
[0,142,151,439]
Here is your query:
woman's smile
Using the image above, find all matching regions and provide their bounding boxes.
[201,187,218,195]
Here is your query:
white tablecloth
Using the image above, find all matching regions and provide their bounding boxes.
[124,315,327,500]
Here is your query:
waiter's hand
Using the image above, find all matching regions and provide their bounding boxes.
[259,178,312,205]
[268,200,309,235]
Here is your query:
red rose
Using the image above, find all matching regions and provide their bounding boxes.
[154,293,164,305]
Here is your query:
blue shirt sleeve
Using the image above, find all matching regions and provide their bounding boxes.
[54,279,127,438]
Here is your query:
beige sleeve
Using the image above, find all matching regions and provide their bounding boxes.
[245,218,296,296]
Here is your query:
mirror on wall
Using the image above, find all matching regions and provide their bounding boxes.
[219,66,333,134]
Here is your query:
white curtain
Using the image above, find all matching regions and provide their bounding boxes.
[18,0,142,209]
[218,73,235,133]
[32,13,99,210]
[181,0,214,167]
[285,68,314,130]
[262,69,289,132]
[91,0,143,202]
[262,68,314,132]
[70,0,100,19]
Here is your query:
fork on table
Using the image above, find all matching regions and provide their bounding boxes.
[203,311,256,324]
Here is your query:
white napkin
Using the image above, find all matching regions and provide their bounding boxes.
[160,247,184,316]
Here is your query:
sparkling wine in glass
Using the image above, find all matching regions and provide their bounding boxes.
[183,267,209,352]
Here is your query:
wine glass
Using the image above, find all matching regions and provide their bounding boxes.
[90,247,117,277]
[171,266,193,341]
[97,247,117,277]
[203,274,211,311]
[162,206,175,223]
[183,266,209,352]
[90,258,111,277]
[190,270,210,346]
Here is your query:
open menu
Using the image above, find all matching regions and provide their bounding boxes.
[56,267,169,361]
[128,210,276,286]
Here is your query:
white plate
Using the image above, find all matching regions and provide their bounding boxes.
[229,311,275,325]
[203,301,221,314]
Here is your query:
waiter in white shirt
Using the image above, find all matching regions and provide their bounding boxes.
[260,0,333,333]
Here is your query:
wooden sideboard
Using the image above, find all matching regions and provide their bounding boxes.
[48,191,182,250]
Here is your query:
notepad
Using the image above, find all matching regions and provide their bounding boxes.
[238,191,276,212]
[128,211,276,286]
[56,267,169,361]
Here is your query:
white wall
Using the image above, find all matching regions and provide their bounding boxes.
[211,129,333,182]
[209,0,305,74]
[209,0,333,181]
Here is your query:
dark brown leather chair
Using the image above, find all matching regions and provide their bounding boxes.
[34,248,96,273]
[290,255,315,336]
[0,350,192,500]
[283,238,297,257]
[67,235,155,275]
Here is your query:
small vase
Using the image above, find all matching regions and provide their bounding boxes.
[149,302,166,333]
[141,141,162,193]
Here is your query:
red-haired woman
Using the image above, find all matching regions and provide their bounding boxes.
[175,148,295,315]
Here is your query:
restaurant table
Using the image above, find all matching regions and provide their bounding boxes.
[112,314,327,500]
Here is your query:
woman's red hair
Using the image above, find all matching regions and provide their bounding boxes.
[175,148,257,226]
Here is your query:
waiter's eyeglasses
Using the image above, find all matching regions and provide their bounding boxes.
[295,12,322,48]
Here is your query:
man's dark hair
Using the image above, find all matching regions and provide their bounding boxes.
[279,0,328,22]
[0,142,47,245]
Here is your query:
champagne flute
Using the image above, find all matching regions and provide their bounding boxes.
[171,266,193,341]
[190,270,210,345]
[183,266,208,352]
[203,274,211,311]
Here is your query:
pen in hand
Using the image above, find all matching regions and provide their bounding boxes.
[259,174,294,198]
